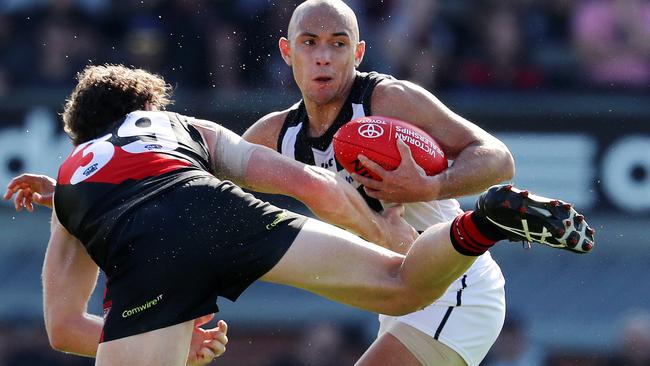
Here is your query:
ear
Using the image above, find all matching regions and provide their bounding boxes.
[279,37,292,66]
[354,40,366,68]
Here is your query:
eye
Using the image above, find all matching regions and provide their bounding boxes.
[333,41,346,47]
[303,39,316,46]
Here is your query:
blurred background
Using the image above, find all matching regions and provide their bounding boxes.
[0,0,649,365]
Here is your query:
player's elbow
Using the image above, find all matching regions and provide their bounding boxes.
[47,319,72,352]
[45,312,77,352]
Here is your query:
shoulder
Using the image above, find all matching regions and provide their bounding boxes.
[372,78,436,114]
[370,78,457,131]
[242,108,292,150]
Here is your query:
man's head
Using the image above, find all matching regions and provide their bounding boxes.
[62,64,172,145]
[280,0,365,106]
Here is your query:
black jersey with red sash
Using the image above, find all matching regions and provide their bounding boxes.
[54,111,212,267]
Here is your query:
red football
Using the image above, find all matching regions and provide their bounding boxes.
[333,116,447,181]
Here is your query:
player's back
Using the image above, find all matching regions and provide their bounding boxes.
[54,110,212,266]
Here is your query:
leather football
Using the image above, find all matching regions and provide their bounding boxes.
[333,116,447,181]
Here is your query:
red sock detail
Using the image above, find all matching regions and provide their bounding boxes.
[450,211,497,256]
[460,211,498,246]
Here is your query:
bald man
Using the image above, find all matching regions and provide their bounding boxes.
[6,3,594,365]
[243,1,549,365]
[5,64,593,366]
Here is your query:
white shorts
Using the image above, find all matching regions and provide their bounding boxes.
[378,252,506,366]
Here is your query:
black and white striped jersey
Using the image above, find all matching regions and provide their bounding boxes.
[276,71,463,231]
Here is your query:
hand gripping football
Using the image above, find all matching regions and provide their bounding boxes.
[333,116,447,180]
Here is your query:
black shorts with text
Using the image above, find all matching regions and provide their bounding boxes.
[99,176,306,342]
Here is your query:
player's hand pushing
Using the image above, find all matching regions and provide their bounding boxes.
[187,314,229,366]
[4,173,56,211]
[353,139,438,203]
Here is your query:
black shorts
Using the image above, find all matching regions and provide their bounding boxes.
[99,175,306,342]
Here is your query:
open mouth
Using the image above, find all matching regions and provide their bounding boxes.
[314,76,333,83]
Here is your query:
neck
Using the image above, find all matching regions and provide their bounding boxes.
[303,73,356,138]
[303,100,345,137]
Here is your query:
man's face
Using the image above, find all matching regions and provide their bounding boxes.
[282,7,364,106]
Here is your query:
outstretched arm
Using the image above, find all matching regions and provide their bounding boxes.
[190,119,417,250]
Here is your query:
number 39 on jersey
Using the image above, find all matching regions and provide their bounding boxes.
[58,111,190,185]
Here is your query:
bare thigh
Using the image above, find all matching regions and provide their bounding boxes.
[260,218,406,314]
[356,333,422,366]
[356,325,467,366]
[96,320,194,366]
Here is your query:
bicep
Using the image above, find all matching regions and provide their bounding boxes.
[43,212,99,322]
[372,80,493,158]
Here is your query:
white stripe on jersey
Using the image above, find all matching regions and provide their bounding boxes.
[351,102,365,120]
[281,123,302,159]
[312,144,338,172]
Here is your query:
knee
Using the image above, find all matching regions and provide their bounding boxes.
[380,286,446,316]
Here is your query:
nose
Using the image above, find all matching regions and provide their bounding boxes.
[314,47,331,66]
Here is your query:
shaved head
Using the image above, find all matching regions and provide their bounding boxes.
[288,0,360,44]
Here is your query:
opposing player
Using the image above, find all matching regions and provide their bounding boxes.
[5,64,593,366]
[241,1,582,365]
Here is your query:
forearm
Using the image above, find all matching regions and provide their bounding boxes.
[44,213,102,358]
[429,141,514,200]
[304,173,388,245]
[241,149,389,245]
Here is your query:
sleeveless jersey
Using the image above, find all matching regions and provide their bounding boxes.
[54,110,212,266]
[277,71,463,231]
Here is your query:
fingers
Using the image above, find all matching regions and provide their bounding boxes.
[216,320,228,335]
[357,155,387,179]
[8,186,38,212]
[197,347,218,362]
[350,172,380,191]
[3,187,14,201]
[194,313,215,327]
[396,139,425,174]
[204,321,228,345]
[396,139,414,161]
[32,193,52,209]
[6,174,35,191]
[24,191,34,212]
[5,175,25,193]
[204,338,227,358]
[196,321,228,362]
[364,187,393,202]
[4,181,26,201]
[14,188,29,212]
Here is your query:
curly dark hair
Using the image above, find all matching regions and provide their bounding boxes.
[62,64,173,145]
